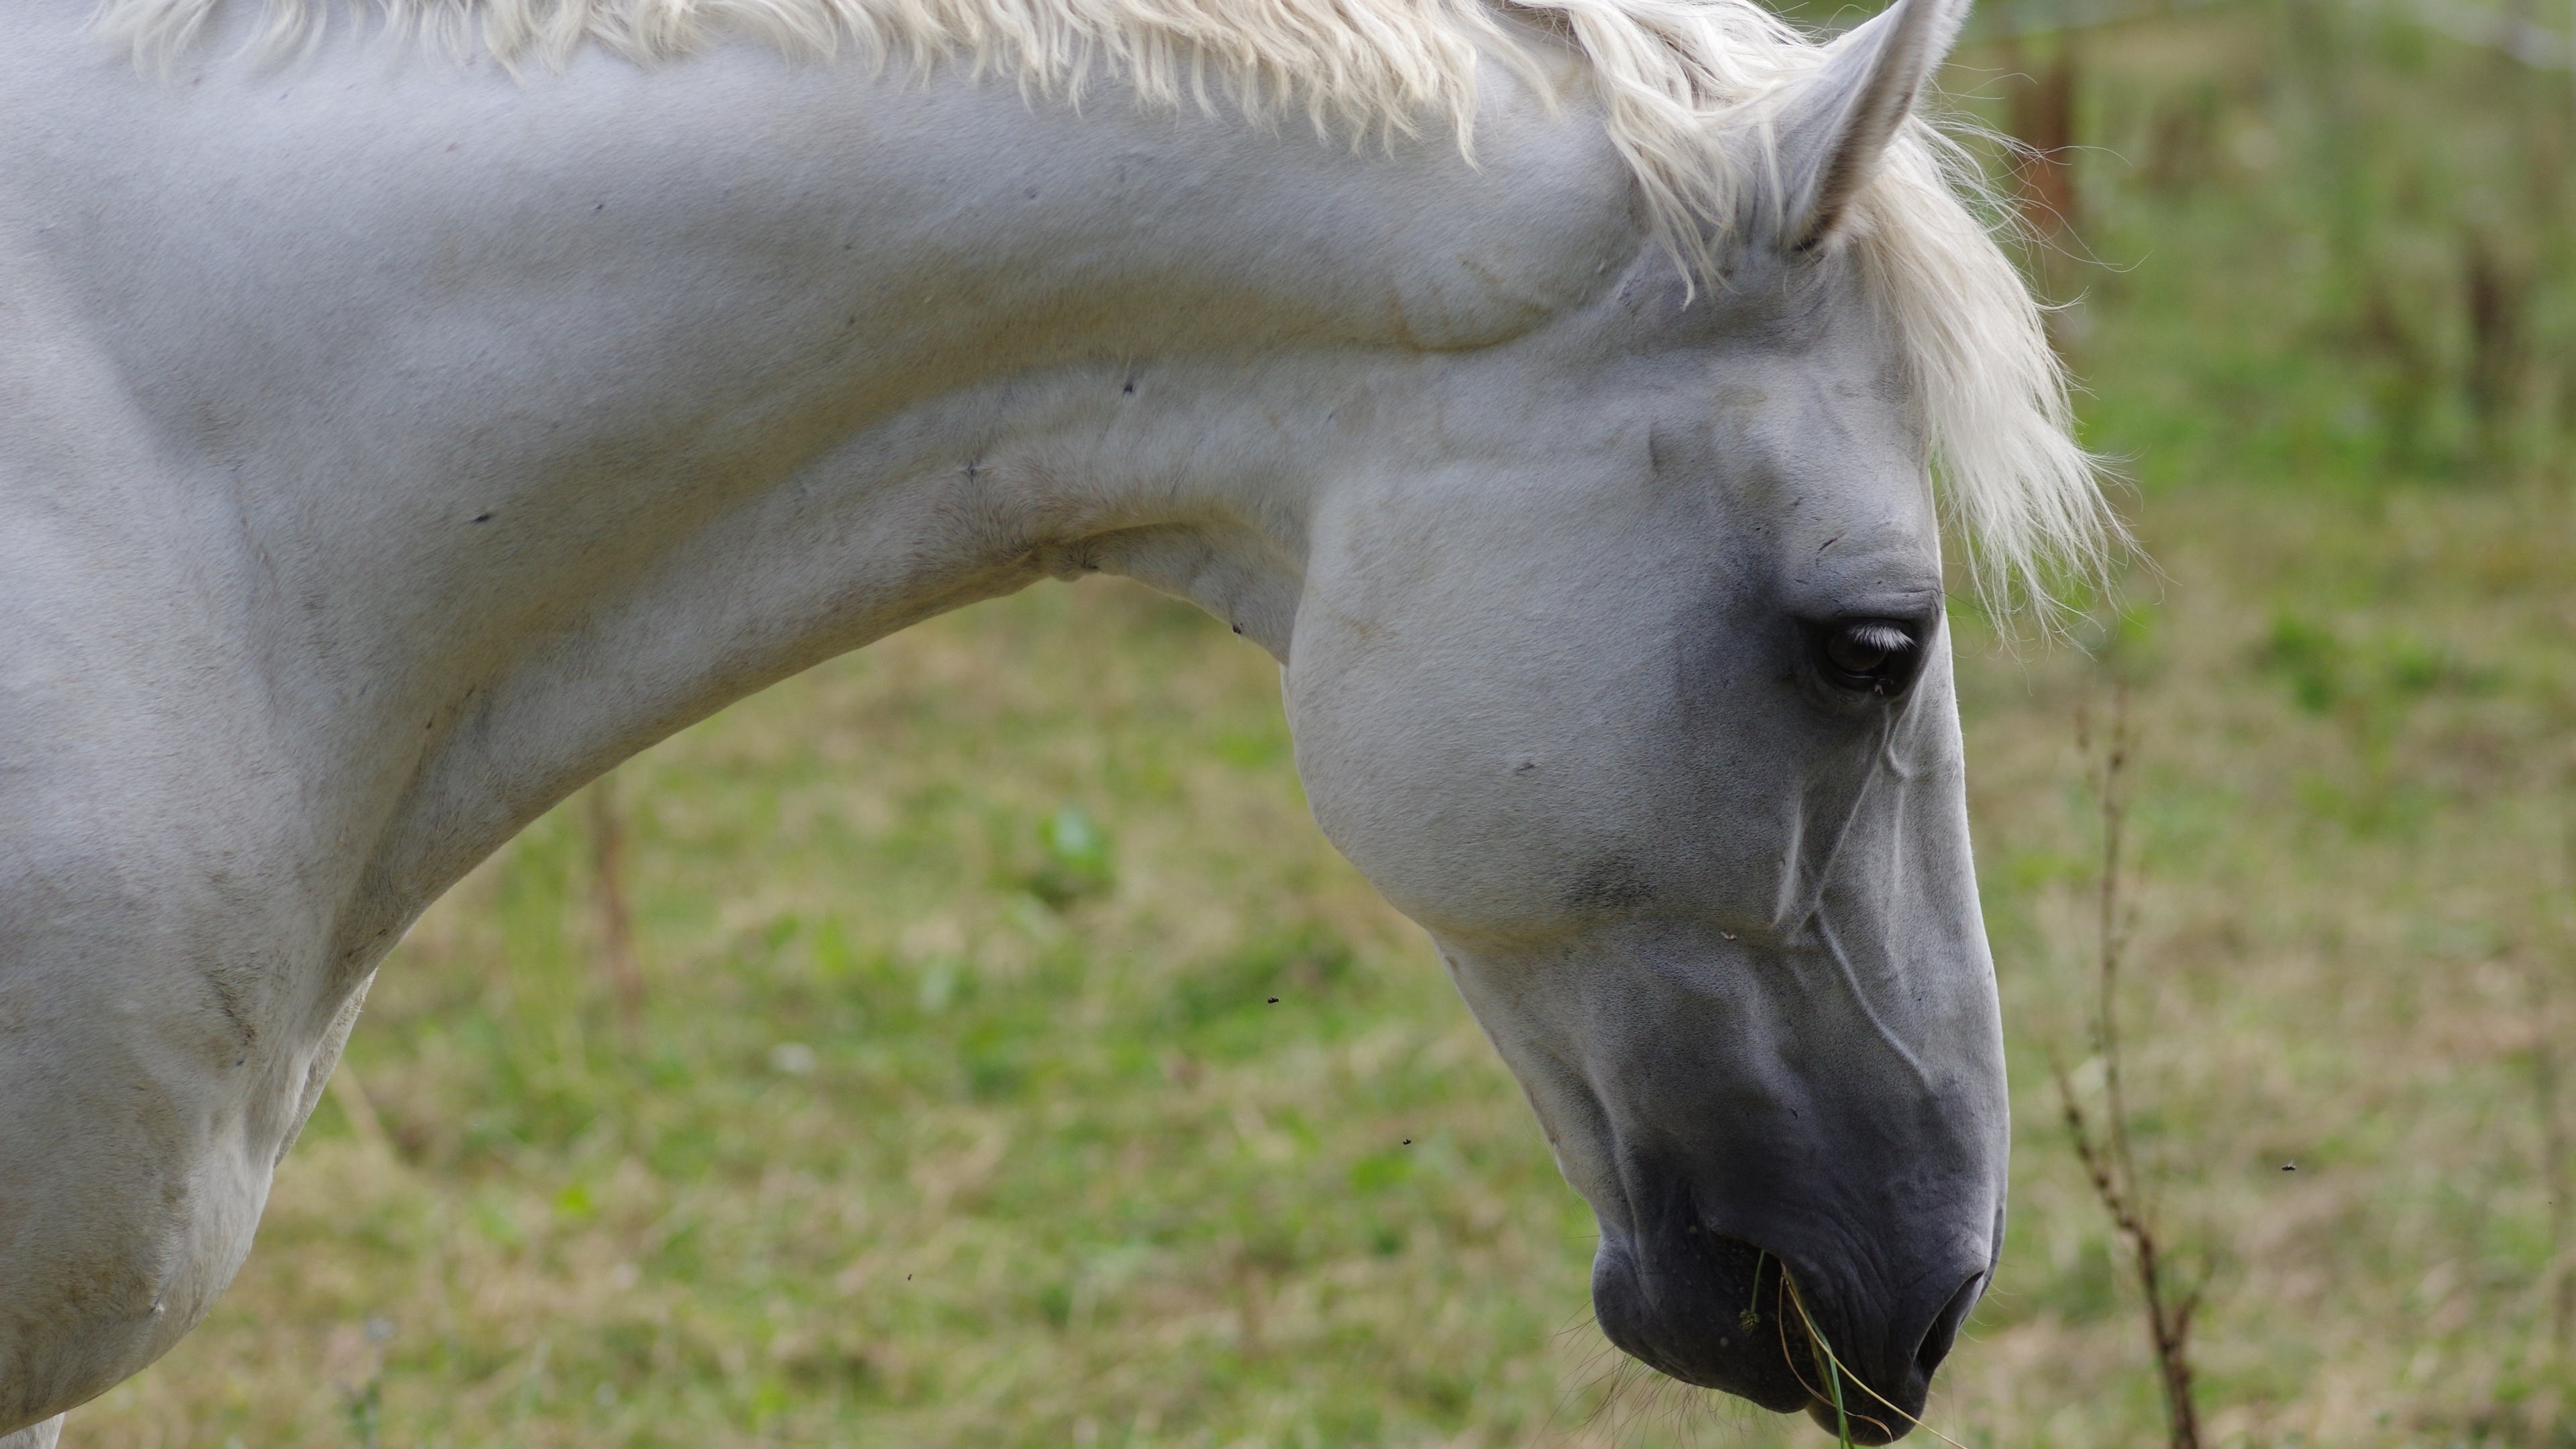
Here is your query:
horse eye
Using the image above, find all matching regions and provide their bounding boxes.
[1820,621,1918,690]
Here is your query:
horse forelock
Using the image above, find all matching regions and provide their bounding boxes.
[91,0,2118,612]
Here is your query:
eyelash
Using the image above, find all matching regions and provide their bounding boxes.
[1816,621,1921,696]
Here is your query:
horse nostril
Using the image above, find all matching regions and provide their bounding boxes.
[1913,1271,1984,1377]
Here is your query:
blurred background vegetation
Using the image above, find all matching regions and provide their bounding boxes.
[72,3,2576,1444]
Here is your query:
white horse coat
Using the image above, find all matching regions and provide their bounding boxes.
[0,0,2106,1439]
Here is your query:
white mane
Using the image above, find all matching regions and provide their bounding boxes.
[93,0,2116,609]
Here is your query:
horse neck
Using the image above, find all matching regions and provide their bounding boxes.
[0,22,1641,953]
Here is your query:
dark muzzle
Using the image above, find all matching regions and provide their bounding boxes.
[1591,1215,1990,1444]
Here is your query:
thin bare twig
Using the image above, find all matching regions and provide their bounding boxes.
[587,773,644,1034]
[2544,784,2576,1351]
[2056,684,2206,1449]
[2536,963,2573,1350]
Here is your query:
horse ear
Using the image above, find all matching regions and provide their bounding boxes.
[1768,0,1970,250]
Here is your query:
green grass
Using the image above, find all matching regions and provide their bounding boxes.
[61,7,2576,1444]
[75,476,2576,1448]
[87,582,1657,1449]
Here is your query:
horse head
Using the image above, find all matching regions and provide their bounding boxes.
[1277,0,2063,1434]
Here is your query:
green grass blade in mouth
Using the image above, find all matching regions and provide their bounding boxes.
[1783,1269,1972,1449]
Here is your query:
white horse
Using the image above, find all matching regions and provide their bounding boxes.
[0,0,2108,1439]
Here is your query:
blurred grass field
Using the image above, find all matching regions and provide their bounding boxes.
[62,5,2576,1446]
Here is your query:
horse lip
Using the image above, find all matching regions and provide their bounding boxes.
[1785,1266,1984,1444]
[1592,1223,1970,1442]
[1589,1229,1817,1414]
[1805,1393,1914,1445]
